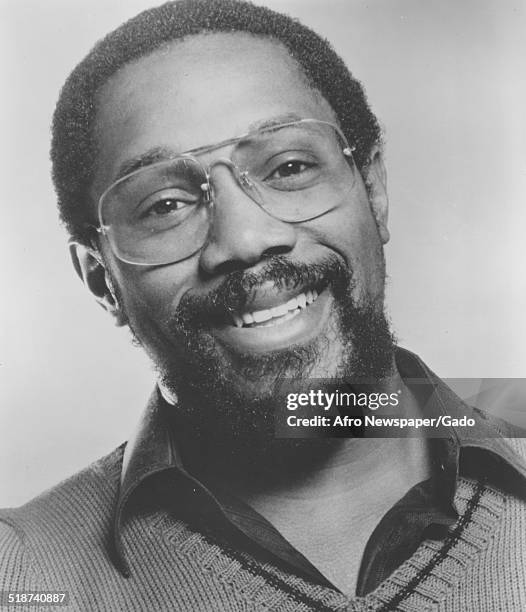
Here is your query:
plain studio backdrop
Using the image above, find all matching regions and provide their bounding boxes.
[1,0,525,506]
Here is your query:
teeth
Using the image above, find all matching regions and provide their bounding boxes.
[232,313,244,328]
[257,307,301,327]
[284,307,301,322]
[271,303,289,318]
[233,289,320,328]
[297,293,307,309]
[252,309,272,323]
[242,313,255,325]
[285,296,299,311]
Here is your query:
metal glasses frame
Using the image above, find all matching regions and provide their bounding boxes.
[95,118,356,265]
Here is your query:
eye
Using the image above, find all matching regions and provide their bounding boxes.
[260,153,321,191]
[268,160,312,180]
[143,198,190,218]
[134,189,201,231]
[137,186,201,223]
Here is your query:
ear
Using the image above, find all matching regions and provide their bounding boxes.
[363,147,390,244]
[69,241,128,327]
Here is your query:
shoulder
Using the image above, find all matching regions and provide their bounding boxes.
[0,445,125,589]
[1,443,125,530]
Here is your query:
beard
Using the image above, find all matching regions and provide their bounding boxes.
[146,253,396,464]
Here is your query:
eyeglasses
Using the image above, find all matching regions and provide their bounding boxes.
[97,118,357,266]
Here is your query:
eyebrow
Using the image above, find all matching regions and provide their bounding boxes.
[246,112,304,131]
[114,147,178,183]
[112,113,306,183]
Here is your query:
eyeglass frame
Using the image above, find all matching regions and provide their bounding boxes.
[93,118,357,266]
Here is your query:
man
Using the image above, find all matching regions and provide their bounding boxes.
[1,1,525,610]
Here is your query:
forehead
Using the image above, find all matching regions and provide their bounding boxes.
[91,32,336,197]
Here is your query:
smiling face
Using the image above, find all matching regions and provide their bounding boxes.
[80,32,394,446]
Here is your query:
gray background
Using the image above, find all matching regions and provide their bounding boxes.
[1,0,525,506]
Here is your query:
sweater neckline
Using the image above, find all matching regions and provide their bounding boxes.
[150,476,505,611]
[357,477,505,611]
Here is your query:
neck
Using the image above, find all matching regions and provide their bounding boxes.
[172,369,432,595]
[177,372,431,506]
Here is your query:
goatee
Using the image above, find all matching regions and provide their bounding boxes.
[154,253,396,462]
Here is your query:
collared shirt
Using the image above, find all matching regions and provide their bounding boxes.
[113,348,526,595]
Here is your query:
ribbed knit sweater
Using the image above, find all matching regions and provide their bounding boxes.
[1,435,526,611]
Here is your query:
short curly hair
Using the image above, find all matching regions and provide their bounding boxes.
[51,0,382,244]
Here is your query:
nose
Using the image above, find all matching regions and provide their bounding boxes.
[199,165,297,276]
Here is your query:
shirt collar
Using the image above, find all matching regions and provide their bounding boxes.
[396,348,526,485]
[112,387,181,576]
[112,347,526,576]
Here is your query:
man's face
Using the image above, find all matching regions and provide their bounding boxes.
[88,33,393,443]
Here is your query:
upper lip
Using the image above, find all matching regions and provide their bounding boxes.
[236,281,316,312]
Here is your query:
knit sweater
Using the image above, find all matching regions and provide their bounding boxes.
[3,346,526,611]
[1,436,526,611]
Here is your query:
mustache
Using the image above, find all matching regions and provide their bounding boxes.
[173,254,351,330]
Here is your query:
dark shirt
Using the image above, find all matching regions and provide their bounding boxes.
[114,348,526,595]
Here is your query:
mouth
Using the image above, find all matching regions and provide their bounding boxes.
[230,288,320,329]
[213,282,333,354]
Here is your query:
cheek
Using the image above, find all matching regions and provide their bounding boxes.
[109,255,200,324]
[306,197,385,297]
[313,196,382,262]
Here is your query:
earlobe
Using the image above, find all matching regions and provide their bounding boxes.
[364,147,390,245]
[69,241,127,327]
